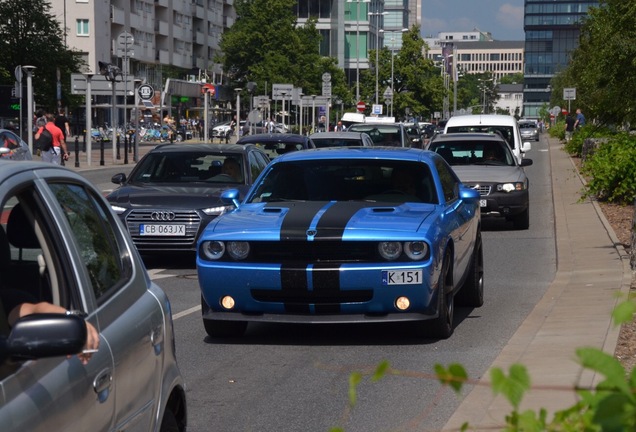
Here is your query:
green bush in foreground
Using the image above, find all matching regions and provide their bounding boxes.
[334,299,636,432]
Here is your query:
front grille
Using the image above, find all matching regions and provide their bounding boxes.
[464,184,491,197]
[251,288,374,304]
[126,209,201,248]
[249,241,378,263]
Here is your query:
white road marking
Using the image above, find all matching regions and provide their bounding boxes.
[173,305,201,320]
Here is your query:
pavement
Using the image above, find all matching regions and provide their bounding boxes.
[63,133,632,429]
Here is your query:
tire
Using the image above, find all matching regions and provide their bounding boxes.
[201,295,247,337]
[159,408,180,432]
[427,250,455,339]
[512,207,530,230]
[456,234,484,307]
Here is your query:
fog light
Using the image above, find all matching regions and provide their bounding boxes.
[395,296,410,311]
[221,296,235,310]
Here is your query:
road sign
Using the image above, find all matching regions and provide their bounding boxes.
[71,73,136,96]
[322,72,331,83]
[372,104,383,115]
[272,83,294,100]
[383,86,393,99]
[14,66,22,82]
[138,84,154,100]
[322,81,332,97]
[356,101,366,112]
[563,88,576,101]
[118,31,134,49]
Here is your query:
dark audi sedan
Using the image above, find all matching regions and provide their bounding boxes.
[107,143,270,253]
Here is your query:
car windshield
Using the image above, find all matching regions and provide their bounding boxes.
[445,125,514,150]
[519,123,536,129]
[247,141,301,158]
[347,124,403,146]
[311,138,364,148]
[429,140,516,166]
[247,159,438,204]
[130,152,244,184]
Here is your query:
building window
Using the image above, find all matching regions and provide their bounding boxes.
[76,19,89,36]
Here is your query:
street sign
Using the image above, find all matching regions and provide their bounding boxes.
[138,84,154,100]
[383,86,393,99]
[563,88,576,101]
[118,31,134,49]
[71,73,136,96]
[356,101,366,112]
[272,83,294,100]
[322,72,331,83]
[322,81,332,97]
[372,104,383,115]
[14,66,22,82]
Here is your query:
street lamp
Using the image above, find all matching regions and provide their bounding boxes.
[234,88,242,140]
[368,10,387,106]
[84,72,94,166]
[478,78,493,114]
[347,0,370,102]
[387,30,407,118]
[22,66,36,154]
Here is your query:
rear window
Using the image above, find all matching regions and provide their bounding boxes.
[445,125,514,150]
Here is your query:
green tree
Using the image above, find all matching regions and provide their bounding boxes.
[499,72,524,85]
[0,0,84,110]
[552,0,636,126]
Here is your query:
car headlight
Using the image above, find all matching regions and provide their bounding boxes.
[226,241,250,260]
[404,241,429,260]
[378,242,403,261]
[200,241,225,260]
[498,182,526,193]
[202,205,233,216]
[110,205,127,214]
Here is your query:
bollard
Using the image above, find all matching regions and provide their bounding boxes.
[124,135,129,164]
[82,132,86,152]
[100,137,105,166]
[74,136,80,168]
[116,134,121,160]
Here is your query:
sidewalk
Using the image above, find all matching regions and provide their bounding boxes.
[444,135,632,430]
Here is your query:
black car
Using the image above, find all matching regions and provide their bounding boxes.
[236,133,315,159]
[107,143,270,253]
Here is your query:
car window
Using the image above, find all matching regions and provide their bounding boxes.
[130,152,245,183]
[429,140,515,166]
[435,158,460,203]
[49,183,131,303]
[248,151,267,183]
[248,159,438,204]
[312,138,363,148]
[446,125,514,150]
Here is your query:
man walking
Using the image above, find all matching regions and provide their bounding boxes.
[36,113,68,164]
[574,108,586,129]
[564,113,576,142]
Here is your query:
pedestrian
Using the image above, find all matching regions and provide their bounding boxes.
[334,121,346,132]
[54,109,71,141]
[36,113,68,164]
[574,108,586,129]
[564,113,576,142]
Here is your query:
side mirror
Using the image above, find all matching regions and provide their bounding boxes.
[220,189,241,209]
[0,314,86,362]
[521,141,532,153]
[520,158,533,167]
[111,173,127,185]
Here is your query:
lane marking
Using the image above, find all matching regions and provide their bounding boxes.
[173,305,201,320]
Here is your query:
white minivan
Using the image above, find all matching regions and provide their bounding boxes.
[444,114,531,164]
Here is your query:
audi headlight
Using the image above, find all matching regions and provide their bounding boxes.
[202,205,233,216]
[226,241,250,260]
[200,241,225,260]
[378,242,403,261]
[111,205,127,214]
[404,241,429,260]
[498,182,526,193]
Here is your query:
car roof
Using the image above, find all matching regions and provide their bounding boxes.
[272,146,437,163]
[445,114,518,127]
[430,132,507,143]
[149,143,254,154]
[237,133,308,144]
[309,132,368,139]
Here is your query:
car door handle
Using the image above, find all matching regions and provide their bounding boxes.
[93,368,112,403]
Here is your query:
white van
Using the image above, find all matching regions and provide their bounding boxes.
[444,114,531,164]
[340,112,366,129]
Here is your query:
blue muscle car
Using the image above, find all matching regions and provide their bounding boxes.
[196,147,483,339]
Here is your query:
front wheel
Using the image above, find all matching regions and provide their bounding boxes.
[456,234,484,307]
[159,408,180,432]
[511,207,529,230]
[427,250,454,339]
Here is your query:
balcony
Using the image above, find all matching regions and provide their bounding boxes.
[111,6,125,25]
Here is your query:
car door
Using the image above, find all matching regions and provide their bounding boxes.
[47,180,165,431]
[0,178,116,432]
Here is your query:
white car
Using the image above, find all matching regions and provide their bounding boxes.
[211,121,232,138]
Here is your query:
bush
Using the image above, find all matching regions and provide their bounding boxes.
[581,133,636,203]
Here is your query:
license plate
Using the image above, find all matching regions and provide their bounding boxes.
[140,224,185,236]
[479,199,487,207]
[382,270,423,285]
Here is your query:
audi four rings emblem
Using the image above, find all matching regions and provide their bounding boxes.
[151,211,176,221]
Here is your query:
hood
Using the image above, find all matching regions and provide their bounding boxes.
[107,184,244,209]
[451,165,526,184]
[205,201,438,241]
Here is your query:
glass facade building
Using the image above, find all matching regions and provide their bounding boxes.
[522,0,598,118]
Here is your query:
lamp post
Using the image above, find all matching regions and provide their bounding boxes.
[84,72,94,166]
[478,78,493,114]
[22,66,36,155]
[368,10,387,106]
[347,0,370,102]
[234,88,242,140]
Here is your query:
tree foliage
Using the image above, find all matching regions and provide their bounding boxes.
[552,0,636,126]
[0,0,85,110]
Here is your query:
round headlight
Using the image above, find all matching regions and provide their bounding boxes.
[227,241,250,260]
[201,241,225,260]
[378,241,403,261]
[404,241,428,260]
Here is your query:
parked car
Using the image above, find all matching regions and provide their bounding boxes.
[518,120,540,142]
[211,121,232,139]
[0,160,187,431]
[107,143,270,253]
[236,133,315,158]
[309,131,374,148]
[196,147,483,339]
[0,128,33,161]
[427,132,533,229]
[346,123,411,147]
[444,114,531,164]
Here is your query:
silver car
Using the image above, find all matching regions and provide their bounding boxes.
[518,120,540,141]
[309,131,374,147]
[0,161,187,431]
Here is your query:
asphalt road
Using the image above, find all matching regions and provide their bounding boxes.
[79,136,555,431]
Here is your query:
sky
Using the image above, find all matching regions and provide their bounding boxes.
[421,0,525,41]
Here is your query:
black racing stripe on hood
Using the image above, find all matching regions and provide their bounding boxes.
[314,201,375,239]
[269,201,328,240]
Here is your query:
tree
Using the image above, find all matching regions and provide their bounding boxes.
[0,0,85,111]
[552,0,636,126]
